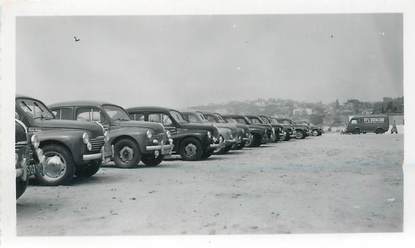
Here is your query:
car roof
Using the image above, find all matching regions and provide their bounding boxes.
[351,114,388,118]
[126,106,177,113]
[48,100,121,108]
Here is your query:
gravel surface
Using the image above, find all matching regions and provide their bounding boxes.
[17,133,403,235]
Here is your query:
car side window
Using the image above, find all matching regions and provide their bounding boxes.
[60,108,74,120]
[162,114,173,126]
[131,113,145,121]
[51,109,60,119]
[91,108,104,122]
[350,119,357,124]
[148,113,161,123]
[188,114,199,123]
[76,108,91,121]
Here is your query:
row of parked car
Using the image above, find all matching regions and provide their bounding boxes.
[15,95,323,199]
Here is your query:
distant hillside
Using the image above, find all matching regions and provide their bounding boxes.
[188,97,404,127]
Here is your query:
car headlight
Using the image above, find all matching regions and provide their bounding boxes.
[82,132,90,144]
[104,131,110,142]
[31,134,40,149]
[207,131,212,139]
[219,135,224,143]
[146,129,153,139]
[166,130,172,139]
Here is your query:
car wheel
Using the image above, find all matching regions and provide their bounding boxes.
[375,128,384,134]
[312,130,319,136]
[180,137,203,161]
[284,133,291,141]
[251,134,262,147]
[16,178,28,199]
[141,154,163,167]
[295,130,305,139]
[113,138,141,168]
[76,160,101,177]
[352,128,361,134]
[36,144,75,186]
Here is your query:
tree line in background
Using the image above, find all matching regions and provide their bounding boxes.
[189,97,404,127]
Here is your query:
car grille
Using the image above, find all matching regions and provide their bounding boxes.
[89,136,105,153]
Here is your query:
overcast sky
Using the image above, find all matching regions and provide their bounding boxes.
[17,14,403,109]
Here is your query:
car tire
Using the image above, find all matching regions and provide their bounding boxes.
[251,134,262,147]
[352,128,361,134]
[180,137,203,161]
[375,128,385,134]
[113,138,141,168]
[16,178,28,199]
[76,160,101,177]
[141,154,164,167]
[312,130,319,136]
[284,133,291,141]
[295,130,305,139]
[36,144,75,186]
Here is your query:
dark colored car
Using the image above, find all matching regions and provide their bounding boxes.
[245,115,276,142]
[16,95,106,186]
[276,118,309,139]
[344,115,389,134]
[222,114,267,147]
[296,120,323,136]
[273,118,295,141]
[127,107,223,161]
[258,115,284,142]
[182,111,235,154]
[199,112,250,150]
[49,101,173,168]
[15,119,45,199]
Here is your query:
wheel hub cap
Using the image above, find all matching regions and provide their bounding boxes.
[184,143,197,157]
[44,155,66,178]
[119,146,134,162]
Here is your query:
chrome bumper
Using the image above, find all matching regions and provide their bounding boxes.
[224,138,237,145]
[210,142,225,149]
[83,153,103,161]
[146,143,174,155]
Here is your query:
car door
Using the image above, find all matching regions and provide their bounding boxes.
[148,112,178,135]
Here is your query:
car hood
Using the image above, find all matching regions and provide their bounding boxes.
[181,123,218,134]
[114,120,165,133]
[33,119,103,137]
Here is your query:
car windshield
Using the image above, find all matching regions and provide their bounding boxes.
[249,117,263,124]
[17,99,55,120]
[186,112,207,123]
[170,110,187,124]
[234,117,250,125]
[214,114,227,123]
[103,105,131,121]
[225,118,237,124]
[279,119,292,125]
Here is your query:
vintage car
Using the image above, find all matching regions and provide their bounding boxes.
[16,95,106,186]
[271,117,295,141]
[276,118,309,139]
[296,120,323,136]
[222,114,267,147]
[258,115,284,142]
[126,107,223,161]
[216,116,252,150]
[182,111,238,154]
[344,115,389,134]
[49,101,173,168]
[245,115,276,142]
[199,111,250,150]
[15,119,45,199]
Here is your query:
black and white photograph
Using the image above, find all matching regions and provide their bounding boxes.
[1,0,414,247]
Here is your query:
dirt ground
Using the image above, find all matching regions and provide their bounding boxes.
[17,133,403,235]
